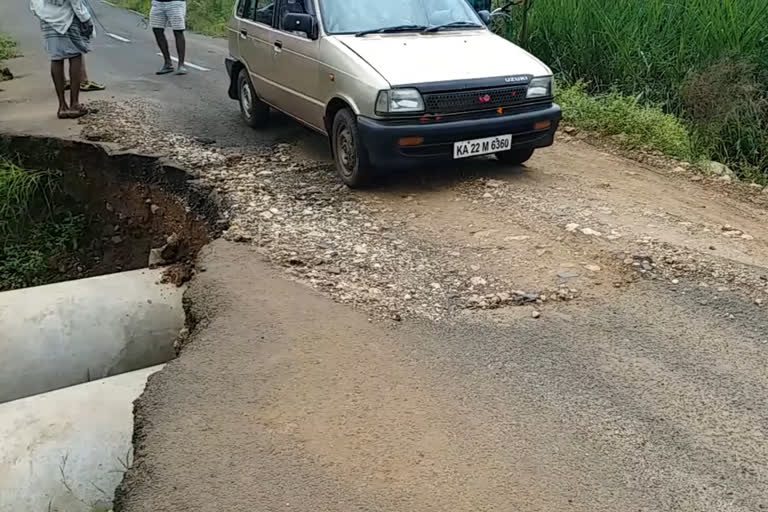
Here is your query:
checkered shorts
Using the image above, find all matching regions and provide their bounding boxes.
[149,0,186,31]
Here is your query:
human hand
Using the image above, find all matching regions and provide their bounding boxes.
[82,20,94,38]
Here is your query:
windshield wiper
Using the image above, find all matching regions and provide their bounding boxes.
[355,24,428,37]
[422,21,484,33]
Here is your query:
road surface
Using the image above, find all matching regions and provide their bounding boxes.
[0,0,323,153]
[2,3,768,512]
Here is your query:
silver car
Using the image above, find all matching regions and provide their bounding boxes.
[225,0,561,187]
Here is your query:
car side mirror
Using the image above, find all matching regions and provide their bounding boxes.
[477,10,491,25]
[283,12,318,40]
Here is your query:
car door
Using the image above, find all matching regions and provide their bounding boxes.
[237,0,281,105]
[269,0,324,131]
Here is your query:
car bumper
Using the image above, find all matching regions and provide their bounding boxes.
[357,104,562,167]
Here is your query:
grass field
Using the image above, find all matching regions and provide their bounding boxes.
[502,0,768,180]
[0,158,84,290]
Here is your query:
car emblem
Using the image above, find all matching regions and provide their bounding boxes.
[478,94,491,103]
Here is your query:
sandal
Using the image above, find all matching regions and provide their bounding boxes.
[156,63,174,75]
[57,109,88,119]
[81,80,106,91]
[75,104,99,115]
[64,80,106,92]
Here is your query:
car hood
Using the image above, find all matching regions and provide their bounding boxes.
[335,31,551,87]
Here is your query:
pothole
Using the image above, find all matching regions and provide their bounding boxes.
[0,134,223,512]
[0,134,222,291]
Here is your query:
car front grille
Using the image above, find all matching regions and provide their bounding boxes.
[423,85,529,114]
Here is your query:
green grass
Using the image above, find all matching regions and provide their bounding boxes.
[0,34,16,61]
[0,33,18,80]
[0,158,85,290]
[503,0,768,108]
[557,82,693,159]
[116,0,234,35]
[498,0,768,180]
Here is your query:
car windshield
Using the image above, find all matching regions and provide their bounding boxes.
[319,0,483,35]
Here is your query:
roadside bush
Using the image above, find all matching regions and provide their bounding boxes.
[557,83,693,159]
[504,0,768,108]
[0,34,16,60]
[0,158,84,290]
[114,0,234,36]
[681,59,768,183]
[0,34,17,80]
[499,0,768,179]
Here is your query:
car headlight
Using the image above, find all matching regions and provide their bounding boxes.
[526,76,553,99]
[375,88,425,114]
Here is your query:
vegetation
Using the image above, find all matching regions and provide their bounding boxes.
[498,0,768,181]
[0,34,16,61]
[0,33,17,80]
[556,83,693,159]
[116,0,233,36]
[0,158,84,290]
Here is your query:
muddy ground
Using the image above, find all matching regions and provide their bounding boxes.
[80,100,768,325]
[0,136,218,289]
[6,94,768,512]
[73,100,768,511]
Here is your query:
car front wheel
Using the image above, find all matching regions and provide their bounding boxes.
[332,108,375,188]
[237,68,269,128]
[496,148,535,166]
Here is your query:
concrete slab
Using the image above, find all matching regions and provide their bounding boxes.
[0,269,183,403]
[0,365,163,512]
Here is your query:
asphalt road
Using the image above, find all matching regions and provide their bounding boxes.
[0,0,321,150]
[118,241,768,512]
[3,4,768,512]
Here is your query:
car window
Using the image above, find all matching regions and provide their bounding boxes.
[278,0,309,34]
[469,0,491,11]
[319,0,481,34]
[236,0,247,18]
[247,0,274,26]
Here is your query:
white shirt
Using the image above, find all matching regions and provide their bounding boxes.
[30,0,91,35]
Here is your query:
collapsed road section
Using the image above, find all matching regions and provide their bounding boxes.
[0,134,222,512]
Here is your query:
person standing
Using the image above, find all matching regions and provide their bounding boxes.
[67,59,106,92]
[30,0,94,118]
[65,3,105,92]
[149,0,187,75]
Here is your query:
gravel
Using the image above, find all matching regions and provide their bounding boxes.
[80,99,768,321]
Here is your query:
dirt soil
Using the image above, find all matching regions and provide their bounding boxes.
[75,98,768,512]
[0,135,217,288]
[81,100,768,323]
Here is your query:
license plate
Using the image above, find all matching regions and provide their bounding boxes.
[453,134,512,159]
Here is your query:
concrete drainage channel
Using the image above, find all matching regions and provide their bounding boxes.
[0,135,222,511]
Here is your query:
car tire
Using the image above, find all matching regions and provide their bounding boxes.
[332,108,375,188]
[496,148,535,166]
[237,68,269,128]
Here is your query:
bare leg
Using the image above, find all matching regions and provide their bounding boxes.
[65,58,88,83]
[153,28,172,67]
[68,55,83,110]
[173,30,185,67]
[51,59,69,115]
